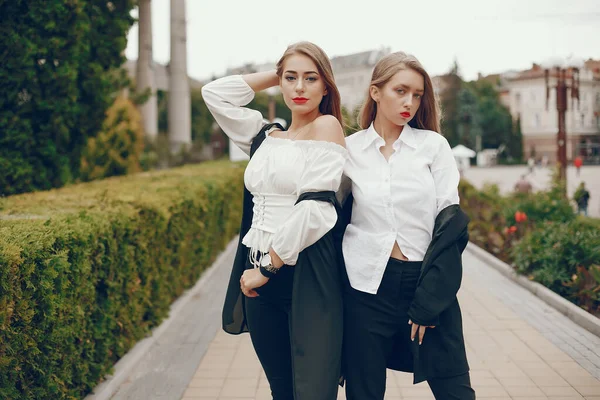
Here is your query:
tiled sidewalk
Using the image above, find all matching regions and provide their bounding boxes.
[181,247,600,400]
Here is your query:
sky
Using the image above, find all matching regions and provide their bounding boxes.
[124,0,600,82]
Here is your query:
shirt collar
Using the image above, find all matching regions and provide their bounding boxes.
[362,122,418,150]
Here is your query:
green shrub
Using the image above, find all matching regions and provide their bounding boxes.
[80,96,145,181]
[459,180,507,257]
[504,191,575,227]
[511,219,600,314]
[0,160,244,399]
[460,177,599,316]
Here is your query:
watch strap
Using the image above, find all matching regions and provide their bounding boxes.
[259,265,277,278]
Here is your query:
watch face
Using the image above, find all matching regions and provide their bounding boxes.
[261,253,272,267]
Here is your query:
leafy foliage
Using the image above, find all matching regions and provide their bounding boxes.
[511,220,600,314]
[80,96,145,181]
[0,0,135,195]
[0,161,244,399]
[460,175,599,316]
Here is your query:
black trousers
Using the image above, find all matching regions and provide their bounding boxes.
[343,258,476,400]
[245,265,295,400]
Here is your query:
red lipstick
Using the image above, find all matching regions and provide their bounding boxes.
[293,97,308,104]
[400,112,411,118]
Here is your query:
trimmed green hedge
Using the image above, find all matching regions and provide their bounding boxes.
[0,160,244,399]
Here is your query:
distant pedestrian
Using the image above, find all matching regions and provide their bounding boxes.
[527,157,535,174]
[514,174,533,194]
[541,155,549,168]
[574,182,590,216]
[574,156,583,177]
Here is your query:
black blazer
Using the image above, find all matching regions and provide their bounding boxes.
[394,204,470,383]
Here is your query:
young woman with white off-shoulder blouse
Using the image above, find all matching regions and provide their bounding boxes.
[202,41,346,400]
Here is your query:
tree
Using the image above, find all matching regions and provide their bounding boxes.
[0,0,135,195]
[80,96,144,181]
[456,87,482,150]
[247,92,292,127]
[467,79,522,161]
[508,116,524,162]
[342,105,361,136]
[439,59,463,147]
[190,88,215,144]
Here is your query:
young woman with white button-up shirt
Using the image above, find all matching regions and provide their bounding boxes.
[202,42,347,400]
[340,52,475,399]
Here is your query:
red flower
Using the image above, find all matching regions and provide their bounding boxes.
[509,226,517,233]
[515,211,528,223]
[503,227,510,235]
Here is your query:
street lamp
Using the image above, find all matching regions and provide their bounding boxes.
[543,57,582,183]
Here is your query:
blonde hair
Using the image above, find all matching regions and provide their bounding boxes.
[275,41,343,125]
[358,52,441,133]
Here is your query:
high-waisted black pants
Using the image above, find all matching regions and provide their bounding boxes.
[245,265,295,400]
[343,258,476,400]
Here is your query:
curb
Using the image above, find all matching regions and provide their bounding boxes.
[465,241,600,338]
[84,237,239,400]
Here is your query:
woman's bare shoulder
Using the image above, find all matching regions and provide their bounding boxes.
[310,115,346,148]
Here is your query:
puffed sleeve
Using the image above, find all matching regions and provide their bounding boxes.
[270,144,348,266]
[201,75,265,155]
[431,136,460,214]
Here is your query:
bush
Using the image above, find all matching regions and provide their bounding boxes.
[460,177,600,316]
[459,180,507,257]
[0,160,244,399]
[503,190,575,227]
[511,220,600,314]
[504,167,575,227]
[80,96,145,181]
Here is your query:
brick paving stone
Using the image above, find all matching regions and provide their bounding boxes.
[105,235,600,399]
[178,244,600,399]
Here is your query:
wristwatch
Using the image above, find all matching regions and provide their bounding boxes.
[259,253,279,278]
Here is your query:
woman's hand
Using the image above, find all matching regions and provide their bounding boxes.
[240,268,269,297]
[409,319,436,345]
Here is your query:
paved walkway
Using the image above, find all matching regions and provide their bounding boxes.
[180,246,600,400]
[108,238,600,399]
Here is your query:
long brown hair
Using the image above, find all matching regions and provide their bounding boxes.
[275,42,343,125]
[358,52,441,133]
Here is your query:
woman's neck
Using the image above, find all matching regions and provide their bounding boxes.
[288,109,322,131]
[373,114,404,144]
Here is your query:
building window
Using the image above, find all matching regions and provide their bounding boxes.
[534,113,540,127]
[581,113,585,127]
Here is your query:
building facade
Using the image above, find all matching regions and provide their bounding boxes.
[330,47,391,111]
[503,60,600,163]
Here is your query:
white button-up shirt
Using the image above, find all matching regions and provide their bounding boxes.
[341,123,460,294]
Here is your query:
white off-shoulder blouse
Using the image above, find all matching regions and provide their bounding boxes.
[202,75,347,267]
